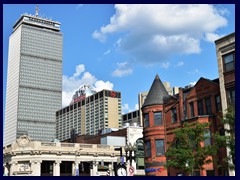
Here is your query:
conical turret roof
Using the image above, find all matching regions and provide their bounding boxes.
[142,74,169,108]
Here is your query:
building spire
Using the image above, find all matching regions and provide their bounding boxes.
[35,4,39,17]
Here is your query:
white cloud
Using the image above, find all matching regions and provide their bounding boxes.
[189,82,197,86]
[122,104,133,114]
[104,49,111,55]
[93,4,228,64]
[73,64,85,78]
[122,103,139,114]
[62,64,114,107]
[188,68,201,75]
[112,62,133,77]
[94,80,114,92]
[175,61,184,67]
[161,62,170,69]
[205,33,225,43]
[134,104,139,110]
[76,4,83,9]
[92,30,106,43]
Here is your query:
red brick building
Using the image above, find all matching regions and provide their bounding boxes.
[142,75,225,176]
[142,75,169,176]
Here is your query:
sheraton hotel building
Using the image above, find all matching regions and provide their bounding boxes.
[56,89,122,141]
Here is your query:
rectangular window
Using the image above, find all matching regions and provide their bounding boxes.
[193,171,200,176]
[204,129,211,146]
[227,89,235,105]
[154,112,162,125]
[215,95,221,112]
[206,170,215,176]
[219,128,225,136]
[223,52,235,72]
[197,100,204,115]
[155,139,164,156]
[128,113,132,120]
[144,113,149,127]
[171,108,177,123]
[205,97,212,115]
[190,102,194,117]
[133,111,137,118]
[146,141,151,157]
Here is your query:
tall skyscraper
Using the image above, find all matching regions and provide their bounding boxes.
[4,10,63,146]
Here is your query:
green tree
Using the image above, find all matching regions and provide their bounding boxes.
[213,106,235,172]
[165,122,215,176]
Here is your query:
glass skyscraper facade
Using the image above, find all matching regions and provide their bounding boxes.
[4,13,63,146]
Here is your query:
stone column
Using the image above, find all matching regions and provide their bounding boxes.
[3,163,9,176]
[108,163,112,176]
[31,160,42,176]
[72,161,80,176]
[92,161,98,176]
[72,162,75,176]
[9,161,18,176]
[53,160,61,176]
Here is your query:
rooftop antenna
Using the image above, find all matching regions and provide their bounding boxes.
[35,4,39,17]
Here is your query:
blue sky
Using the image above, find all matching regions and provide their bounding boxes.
[3,4,235,116]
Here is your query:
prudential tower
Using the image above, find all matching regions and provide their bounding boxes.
[4,6,63,146]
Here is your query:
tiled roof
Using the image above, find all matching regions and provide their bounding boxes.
[142,74,169,108]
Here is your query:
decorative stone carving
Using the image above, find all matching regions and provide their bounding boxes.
[16,135,33,149]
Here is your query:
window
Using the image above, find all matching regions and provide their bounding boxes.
[144,113,149,127]
[190,102,194,117]
[219,128,225,136]
[197,100,204,115]
[171,108,177,123]
[123,115,127,121]
[204,129,211,147]
[205,97,212,115]
[227,89,235,105]
[154,112,162,125]
[175,139,181,148]
[146,141,151,157]
[207,170,215,176]
[155,139,164,156]
[215,95,221,112]
[133,111,137,118]
[193,171,200,176]
[128,113,132,120]
[223,52,235,72]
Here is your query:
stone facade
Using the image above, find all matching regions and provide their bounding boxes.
[63,126,145,176]
[3,135,120,176]
[215,32,235,176]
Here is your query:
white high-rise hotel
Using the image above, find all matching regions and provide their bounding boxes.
[4,11,63,146]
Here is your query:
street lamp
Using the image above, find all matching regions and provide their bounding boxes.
[124,143,137,166]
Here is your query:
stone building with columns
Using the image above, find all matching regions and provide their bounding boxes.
[3,135,121,176]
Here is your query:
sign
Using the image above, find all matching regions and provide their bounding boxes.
[145,167,164,173]
[129,166,134,173]
[110,91,116,98]
[129,166,135,176]
[74,95,86,103]
[120,157,124,164]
